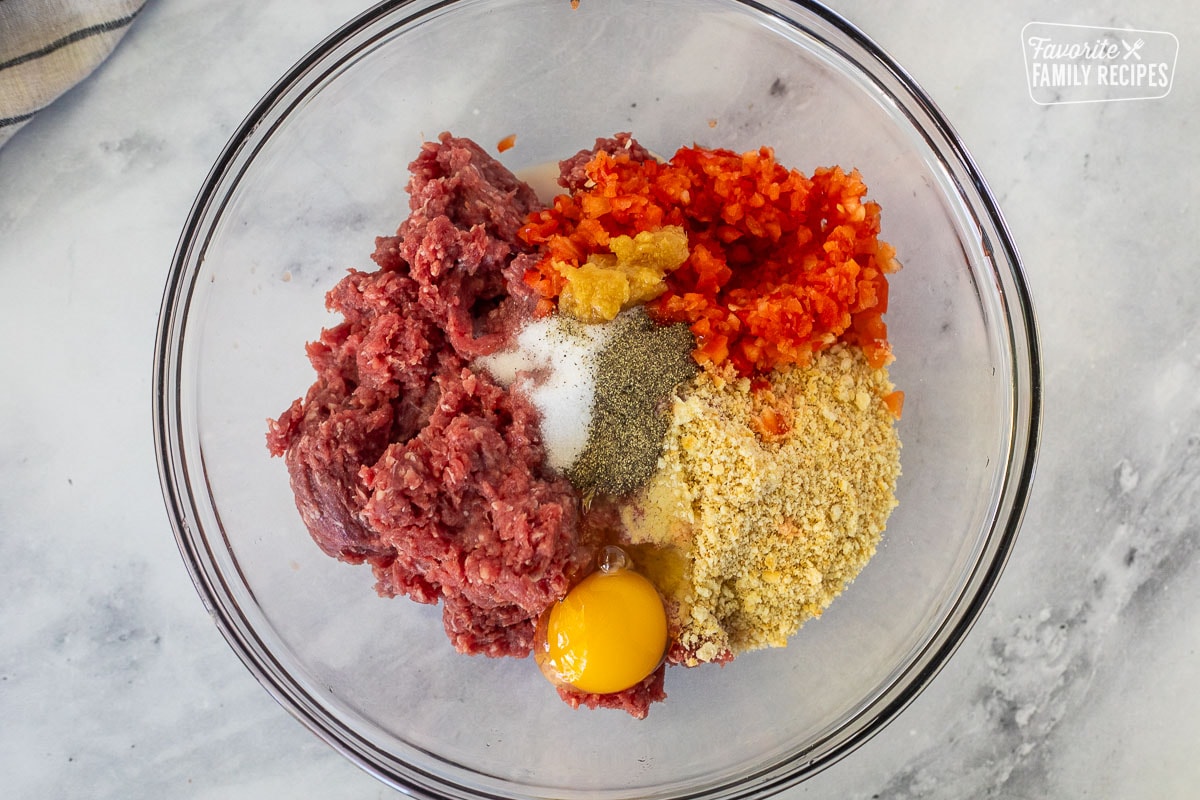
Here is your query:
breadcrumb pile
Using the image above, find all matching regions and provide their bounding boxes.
[621,344,901,666]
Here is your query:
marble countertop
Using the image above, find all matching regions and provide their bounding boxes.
[2,1,1196,797]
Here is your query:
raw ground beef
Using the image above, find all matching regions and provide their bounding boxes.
[268,132,669,717]
[557,664,667,720]
[267,133,592,659]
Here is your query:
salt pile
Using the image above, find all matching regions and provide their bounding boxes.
[475,316,612,470]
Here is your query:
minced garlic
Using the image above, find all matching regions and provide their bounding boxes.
[556,225,689,323]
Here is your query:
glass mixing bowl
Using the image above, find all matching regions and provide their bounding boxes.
[154,1,1041,797]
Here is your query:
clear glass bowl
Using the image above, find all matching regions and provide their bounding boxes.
[153,1,1041,798]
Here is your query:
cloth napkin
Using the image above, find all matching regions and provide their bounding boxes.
[0,0,146,148]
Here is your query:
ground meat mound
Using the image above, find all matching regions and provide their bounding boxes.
[556,665,667,720]
[395,133,543,356]
[267,133,590,659]
[361,366,587,656]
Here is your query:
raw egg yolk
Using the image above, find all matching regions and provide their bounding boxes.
[535,559,668,695]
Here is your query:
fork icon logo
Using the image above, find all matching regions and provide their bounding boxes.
[1122,39,1145,60]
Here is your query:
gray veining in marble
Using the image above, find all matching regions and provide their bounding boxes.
[1,1,1197,798]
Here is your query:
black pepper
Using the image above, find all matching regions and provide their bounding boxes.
[567,309,699,495]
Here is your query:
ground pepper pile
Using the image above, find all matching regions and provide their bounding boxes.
[519,140,901,375]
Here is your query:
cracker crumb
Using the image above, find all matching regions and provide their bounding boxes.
[622,344,901,665]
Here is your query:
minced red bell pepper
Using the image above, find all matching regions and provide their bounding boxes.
[518,143,900,375]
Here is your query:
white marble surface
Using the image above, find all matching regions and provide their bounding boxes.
[2,1,1197,798]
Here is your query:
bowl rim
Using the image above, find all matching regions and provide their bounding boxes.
[153,1,1042,797]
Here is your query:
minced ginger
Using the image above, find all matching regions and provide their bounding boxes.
[621,343,901,665]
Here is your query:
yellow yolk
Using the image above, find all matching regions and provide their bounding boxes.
[535,561,668,695]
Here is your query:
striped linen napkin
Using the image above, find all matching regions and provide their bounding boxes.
[0,0,146,148]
